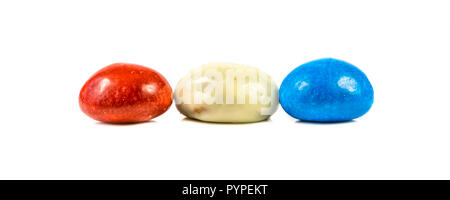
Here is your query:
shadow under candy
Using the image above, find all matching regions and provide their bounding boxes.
[95,120,156,126]
[181,117,272,125]
[296,119,355,125]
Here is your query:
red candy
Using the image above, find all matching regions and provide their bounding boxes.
[79,63,172,123]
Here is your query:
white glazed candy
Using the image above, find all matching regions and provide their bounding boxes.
[174,62,279,123]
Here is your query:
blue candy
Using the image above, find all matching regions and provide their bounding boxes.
[279,58,374,122]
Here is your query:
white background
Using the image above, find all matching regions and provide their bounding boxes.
[0,0,449,180]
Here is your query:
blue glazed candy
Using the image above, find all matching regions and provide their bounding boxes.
[279,58,374,122]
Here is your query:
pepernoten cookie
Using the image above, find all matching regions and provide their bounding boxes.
[174,62,279,123]
[279,58,374,122]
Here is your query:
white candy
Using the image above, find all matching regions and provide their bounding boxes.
[174,63,278,123]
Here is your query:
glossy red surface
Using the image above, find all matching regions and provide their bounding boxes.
[79,63,172,123]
